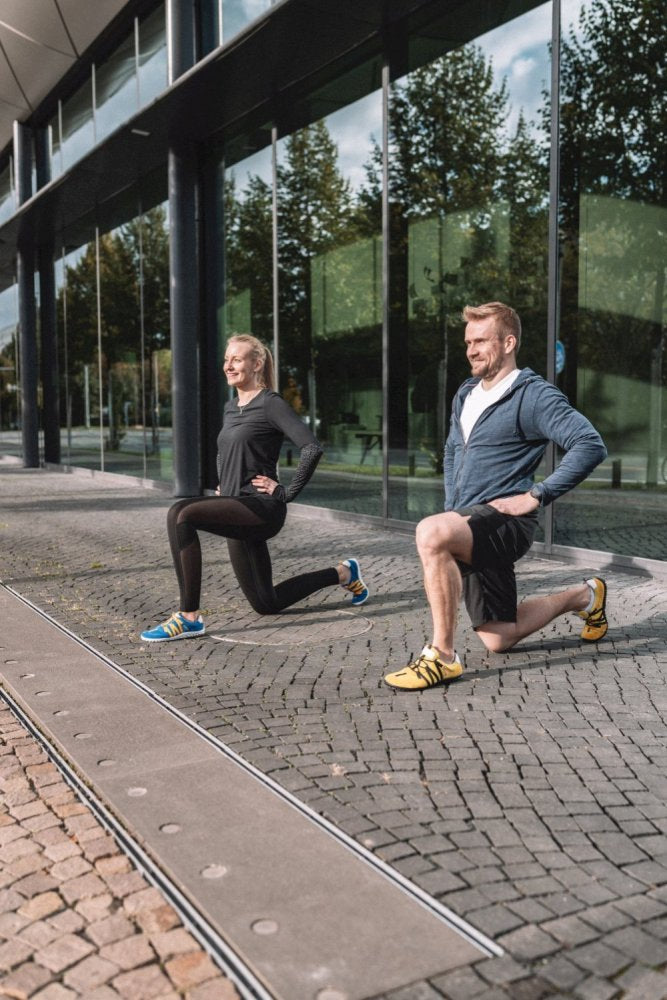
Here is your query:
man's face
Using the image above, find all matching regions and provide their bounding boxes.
[464,317,512,382]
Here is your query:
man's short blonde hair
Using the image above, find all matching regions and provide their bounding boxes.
[462,302,521,350]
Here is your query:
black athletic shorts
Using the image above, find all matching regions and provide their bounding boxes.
[455,503,538,629]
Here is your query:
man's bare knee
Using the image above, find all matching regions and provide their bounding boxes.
[416,513,460,557]
[477,627,518,654]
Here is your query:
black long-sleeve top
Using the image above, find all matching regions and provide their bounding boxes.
[216,389,322,503]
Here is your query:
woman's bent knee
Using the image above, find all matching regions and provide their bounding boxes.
[243,592,280,615]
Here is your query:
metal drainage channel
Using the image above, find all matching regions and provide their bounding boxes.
[1,582,503,962]
[0,687,275,1000]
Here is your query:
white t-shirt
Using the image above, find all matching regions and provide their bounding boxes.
[460,369,520,443]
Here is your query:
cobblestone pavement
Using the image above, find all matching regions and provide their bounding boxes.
[2,463,667,1000]
[0,702,238,1000]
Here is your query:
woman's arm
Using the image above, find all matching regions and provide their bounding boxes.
[279,442,323,502]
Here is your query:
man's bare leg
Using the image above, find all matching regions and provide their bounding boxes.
[476,583,591,653]
[415,512,474,659]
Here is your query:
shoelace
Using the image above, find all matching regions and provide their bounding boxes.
[162,614,185,636]
[346,579,365,595]
[408,655,446,685]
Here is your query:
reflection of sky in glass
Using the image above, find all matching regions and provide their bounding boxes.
[222,0,273,43]
[138,7,167,106]
[561,0,587,35]
[289,7,552,190]
[476,3,552,137]
[96,64,138,143]
[61,81,95,173]
[275,91,382,195]
[0,284,18,350]
[55,246,86,293]
[223,6,558,198]
[325,92,382,192]
[227,146,272,196]
[138,51,168,106]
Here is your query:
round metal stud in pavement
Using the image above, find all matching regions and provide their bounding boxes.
[201,864,228,879]
[211,607,371,646]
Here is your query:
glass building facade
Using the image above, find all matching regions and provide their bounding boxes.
[0,0,664,566]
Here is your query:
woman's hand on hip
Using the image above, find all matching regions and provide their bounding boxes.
[252,475,279,495]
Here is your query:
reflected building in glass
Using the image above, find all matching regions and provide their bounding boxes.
[0,0,664,569]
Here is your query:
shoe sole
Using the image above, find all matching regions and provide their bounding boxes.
[384,665,463,690]
[141,629,206,643]
[383,674,460,691]
[581,623,607,643]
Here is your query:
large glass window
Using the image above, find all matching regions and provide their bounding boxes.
[60,79,95,174]
[554,0,666,559]
[138,6,168,107]
[57,239,103,470]
[0,162,15,226]
[276,64,383,515]
[137,203,172,483]
[95,32,138,143]
[0,282,20,456]
[221,1,273,44]
[56,202,171,479]
[387,3,552,522]
[221,131,274,351]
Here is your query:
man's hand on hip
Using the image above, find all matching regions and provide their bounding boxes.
[488,493,540,516]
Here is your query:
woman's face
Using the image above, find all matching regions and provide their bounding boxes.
[224,340,261,390]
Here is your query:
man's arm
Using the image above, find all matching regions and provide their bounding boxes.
[490,381,607,516]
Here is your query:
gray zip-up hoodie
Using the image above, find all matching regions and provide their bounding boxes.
[444,368,607,511]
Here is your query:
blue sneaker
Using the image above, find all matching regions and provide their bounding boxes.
[141,612,205,642]
[341,558,369,606]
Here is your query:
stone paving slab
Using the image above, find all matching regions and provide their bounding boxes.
[1,464,667,999]
[0,701,238,1000]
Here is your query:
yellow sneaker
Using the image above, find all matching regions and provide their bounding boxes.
[384,645,463,690]
[577,577,608,642]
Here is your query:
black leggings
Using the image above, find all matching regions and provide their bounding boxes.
[166,495,339,614]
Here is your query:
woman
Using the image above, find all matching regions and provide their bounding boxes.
[141,334,368,642]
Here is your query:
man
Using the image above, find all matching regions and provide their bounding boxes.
[385,301,608,691]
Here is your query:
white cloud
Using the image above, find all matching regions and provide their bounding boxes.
[477,4,552,73]
[512,56,537,80]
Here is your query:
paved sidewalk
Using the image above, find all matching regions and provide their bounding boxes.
[0,702,237,1000]
[2,463,667,999]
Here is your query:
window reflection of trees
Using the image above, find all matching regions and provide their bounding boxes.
[559,0,665,494]
[383,44,549,513]
[57,207,171,475]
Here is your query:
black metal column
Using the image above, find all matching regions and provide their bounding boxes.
[168,144,200,497]
[167,0,199,496]
[199,152,222,491]
[14,121,39,468]
[39,245,60,464]
[543,0,562,551]
[17,243,39,467]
